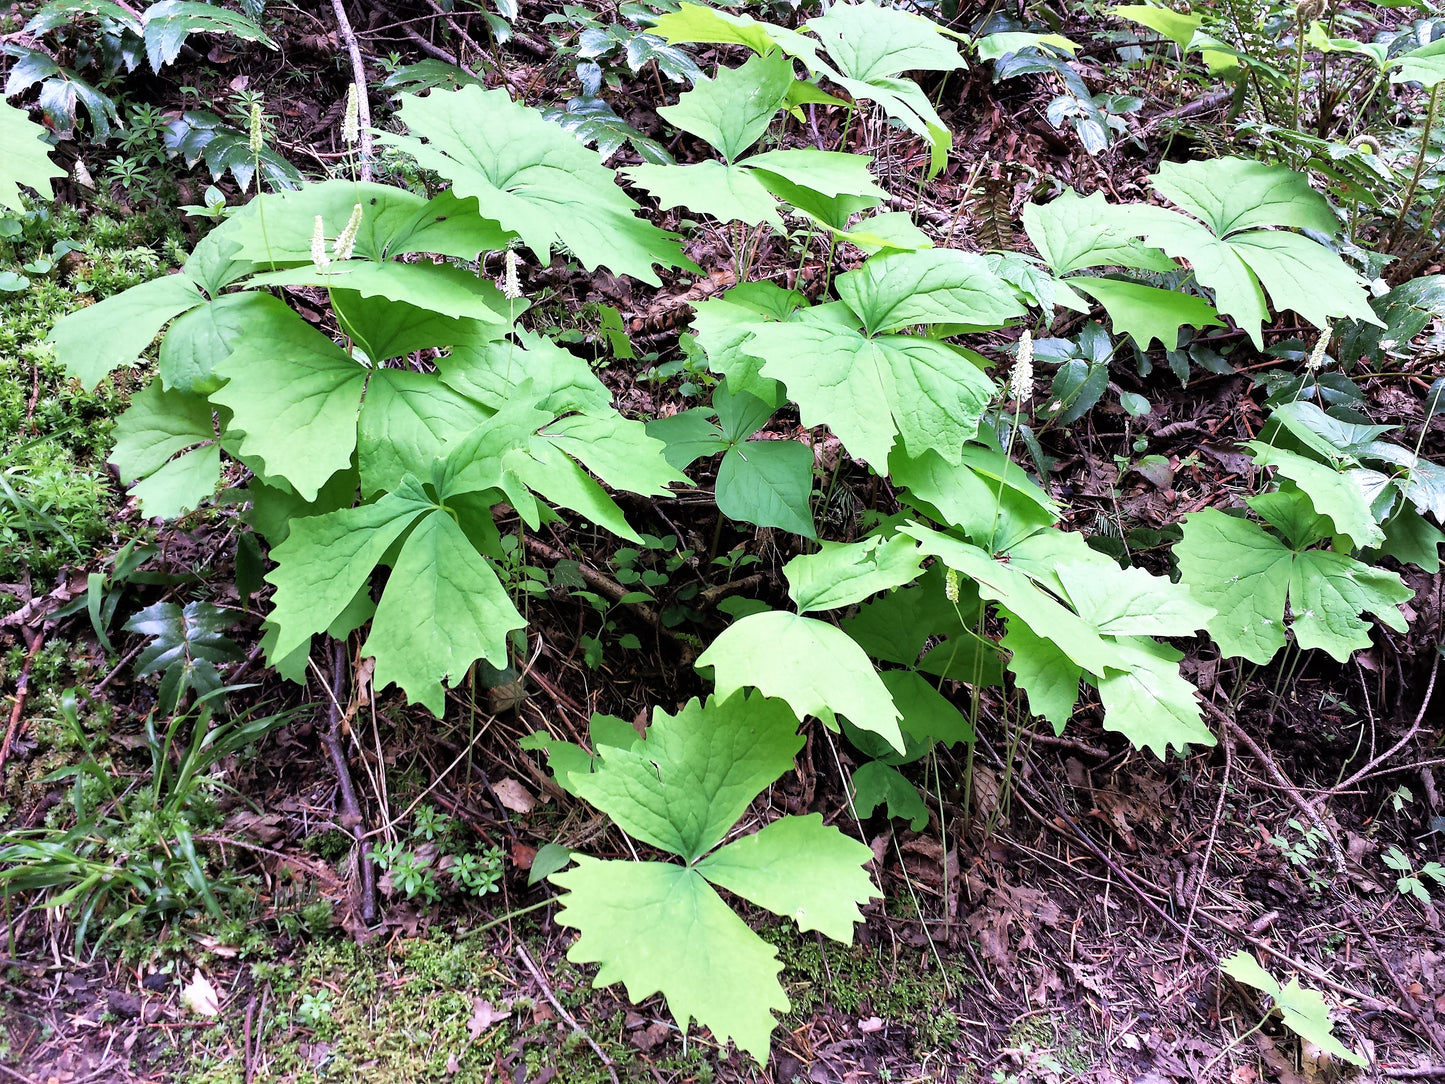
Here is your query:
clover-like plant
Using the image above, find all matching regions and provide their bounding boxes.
[544,691,880,1063]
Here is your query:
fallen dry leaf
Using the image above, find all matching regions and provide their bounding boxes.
[180,970,220,1017]
[492,778,535,814]
[858,1016,885,1033]
[467,997,510,1041]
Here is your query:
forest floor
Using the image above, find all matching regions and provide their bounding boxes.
[2,1,1444,1082]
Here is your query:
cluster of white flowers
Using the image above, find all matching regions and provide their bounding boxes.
[944,567,960,604]
[342,84,360,147]
[1307,323,1332,371]
[1009,329,1035,402]
[247,103,263,155]
[310,203,365,271]
[501,247,523,300]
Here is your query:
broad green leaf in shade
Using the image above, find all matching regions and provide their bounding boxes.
[1246,442,1384,548]
[264,481,434,661]
[716,439,817,537]
[124,600,242,713]
[1000,614,1080,731]
[804,2,966,81]
[568,692,803,861]
[51,273,206,389]
[714,381,774,443]
[1096,636,1214,757]
[746,320,997,468]
[440,330,609,415]
[380,86,694,285]
[180,226,258,298]
[210,319,367,502]
[356,371,491,496]
[0,100,63,212]
[332,290,488,364]
[1249,489,1332,551]
[1380,506,1445,573]
[836,248,1025,335]
[850,760,928,829]
[974,32,1077,62]
[1388,38,1445,87]
[159,292,297,395]
[552,858,788,1063]
[1289,549,1410,659]
[698,610,904,751]
[697,814,880,941]
[651,3,783,56]
[110,383,220,519]
[1022,188,1177,276]
[1068,276,1221,350]
[879,669,973,747]
[1151,158,1340,238]
[784,534,923,613]
[1267,399,1391,465]
[141,0,275,71]
[842,565,970,666]
[1174,510,1294,664]
[363,509,524,713]
[1221,952,1365,1066]
[541,412,687,496]
[901,524,1118,676]
[837,210,932,254]
[1226,231,1380,335]
[646,408,727,471]
[625,161,783,228]
[1110,5,1201,51]
[889,444,1058,551]
[244,261,511,324]
[659,50,794,161]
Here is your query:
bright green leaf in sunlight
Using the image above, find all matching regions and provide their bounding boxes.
[1068,276,1221,350]
[698,611,904,751]
[110,384,220,519]
[1222,952,1365,1066]
[850,760,929,830]
[0,100,63,213]
[835,248,1025,335]
[550,692,878,1062]
[1176,507,1410,664]
[659,50,794,162]
[784,534,923,613]
[380,86,693,284]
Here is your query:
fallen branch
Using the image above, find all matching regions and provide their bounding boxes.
[516,943,620,1084]
[314,640,376,924]
[329,0,374,180]
[0,628,44,792]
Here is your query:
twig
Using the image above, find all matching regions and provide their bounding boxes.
[329,0,374,181]
[314,641,376,923]
[515,944,620,1084]
[697,571,773,606]
[1201,702,1348,875]
[0,628,43,790]
[1311,650,1439,809]
[522,536,682,642]
[1347,908,1445,1056]
[1383,1068,1445,1079]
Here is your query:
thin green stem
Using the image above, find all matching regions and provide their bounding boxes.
[1385,81,1443,254]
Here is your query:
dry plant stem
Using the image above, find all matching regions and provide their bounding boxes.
[317,640,376,923]
[1201,702,1348,875]
[522,535,674,638]
[515,944,621,1084]
[1311,650,1440,809]
[0,628,43,789]
[1383,1068,1445,1079]
[1385,81,1443,254]
[1347,907,1445,1056]
[1179,722,1233,969]
[329,0,374,181]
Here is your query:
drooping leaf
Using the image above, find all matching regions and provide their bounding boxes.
[0,100,63,212]
[1068,276,1221,350]
[1000,613,1080,730]
[784,534,923,613]
[696,814,879,941]
[363,509,524,714]
[1095,636,1214,757]
[51,273,206,389]
[1222,953,1365,1066]
[625,160,783,228]
[110,383,219,518]
[849,760,929,829]
[1246,442,1384,548]
[698,610,904,751]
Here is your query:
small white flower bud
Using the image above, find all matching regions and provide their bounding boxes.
[332,203,362,261]
[501,247,523,300]
[1009,329,1035,402]
[311,215,331,271]
[944,568,960,604]
[1307,323,1332,371]
[247,103,263,155]
[342,84,360,146]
